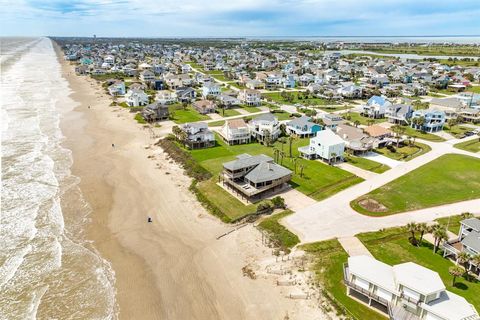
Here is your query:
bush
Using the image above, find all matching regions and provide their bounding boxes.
[134,113,146,124]
[256,201,273,214]
[271,196,286,209]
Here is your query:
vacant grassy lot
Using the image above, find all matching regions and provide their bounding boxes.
[169,105,210,123]
[218,108,241,117]
[344,155,390,173]
[343,112,385,125]
[357,226,480,308]
[300,239,385,320]
[375,142,431,161]
[454,139,480,153]
[243,105,262,113]
[190,135,363,201]
[443,125,473,138]
[263,92,330,106]
[402,126,446,142]
[258,210,300,249]
[466,86,480,94]
[351,154,480,216]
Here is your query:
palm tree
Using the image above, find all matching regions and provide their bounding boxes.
[292,157,298,174]
[391,125,403,147]
[330,152,337,165]
[263,129,272,147]
[288,134,297,158]
[172,125,181,140]
[471,254,480,275]
[279,151,285,165]
[461,212,474,220]
[432,225,447,253]
[457,252,472,280]
[416,223,429,244]
[278,137,286,152]
[353,120,361,128]
[406,222,418,245]
[273,148,280,163]
[299,164,306,178]
[449,266,464,286]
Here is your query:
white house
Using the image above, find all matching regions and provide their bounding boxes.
[344,255,479,320]
[248,113,280,142]
[140,70,155,82]
[362,96,392,118]
[238,89,261,106]
[298,129,345,162]
[218,118,251,145]
[156,90,177,104]
[108,81,125,96]
[125,89,149,107]
[202,83,221,98]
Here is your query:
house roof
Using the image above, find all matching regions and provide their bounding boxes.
[461,217,480,231]
[430,97,465,109]
[223,154,273,171]
[252,113,278,123]
[348,255,397,293]
[423,291,479,320]
[393,262,445,296]
[245,161,291,184]
[226,118,248,129]
[364,125,391,137]
[462,230,480,254]
[312,128,345,145]
[336,124,367,141]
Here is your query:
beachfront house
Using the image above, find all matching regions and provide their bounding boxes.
[286,116,322,138]
[202,83,221,99]
[108,81,126,96]
[248,113,281,143]
[181,122,215,149]
[221,154,292,201]
[411,109,445,132]
[141,102,169,122]
[322,114,345,130]
[344,255,480,320]
[218,118,251,145]
[442,217,480,276]
[385,104,413,125]
[238,89,261,106]
[298,129,345,163]
[125,89,149,107]
[156,90,177,104]
[362,96,392,118]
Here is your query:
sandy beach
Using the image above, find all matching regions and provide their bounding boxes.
[54,44,328,320]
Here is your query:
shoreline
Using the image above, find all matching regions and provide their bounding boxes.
[53,42,327,319]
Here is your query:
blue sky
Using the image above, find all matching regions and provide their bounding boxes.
[1,0,479,37]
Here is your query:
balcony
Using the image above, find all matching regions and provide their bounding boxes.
[388,304,421,320]
[343,264,390,307]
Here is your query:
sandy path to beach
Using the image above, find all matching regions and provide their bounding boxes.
[55,45,326,320]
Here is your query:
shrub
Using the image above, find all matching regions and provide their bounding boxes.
[271,196,286,209]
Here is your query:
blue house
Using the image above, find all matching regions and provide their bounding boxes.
[411,109,445,132]
[286,116,322,138]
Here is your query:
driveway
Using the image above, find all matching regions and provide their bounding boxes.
[362,151,402,168]
[338,237,373,257]
[336,162,377,180]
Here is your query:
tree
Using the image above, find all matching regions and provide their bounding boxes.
[353,120,360,128]
[416,223,429,244]
[288,134,297,158]
[432,224,447,253]
[182,101,188,110]
[273,148,280,163]
[330,152,337,165]
[457,252,472,281]
[278,137,286,152]
[391,125,404,148]
[271,196,286,209]
[172,125,181,140]
[299,164,306,178]
[263,129,272,147]
[471,255,480,273]
[461,212,474,220]
[449,266,464,286]
[279,124,287,137]
[406,222,418,245]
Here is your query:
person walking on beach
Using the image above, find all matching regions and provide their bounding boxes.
[112,143,115,148]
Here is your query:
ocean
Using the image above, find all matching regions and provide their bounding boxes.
[0,37,117,319]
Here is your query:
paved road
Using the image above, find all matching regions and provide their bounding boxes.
[282,137,480,243]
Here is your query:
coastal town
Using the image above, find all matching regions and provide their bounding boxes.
[54,37,480,320]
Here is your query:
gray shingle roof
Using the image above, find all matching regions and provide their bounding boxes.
[462,218,480,232]
[223,154,273,171]
[462,230,480,254]
[245,162,292,184]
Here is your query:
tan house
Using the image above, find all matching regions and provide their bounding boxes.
[193,100,216,114]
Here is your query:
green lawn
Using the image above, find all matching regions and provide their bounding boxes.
[343,112,385,125]
[443,125,473,138]
[466,86,480,94]
[300,240,385,320]
[258,210,300,249]
[219,108,241,117]
[242,105,262,113]
[169,105,210,124]
[351,154,480,216]
[208,120,226,127]
[454,139,480,153]
[357,227,480,309]
[273,111,296,121]
[374,142,431,161]
[344,155,390,173]
[263,92,330,106]
[402,126,446,142]
[190,134,363,201]
[316,105,354,112]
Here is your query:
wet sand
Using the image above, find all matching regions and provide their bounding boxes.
[55,44,326,320]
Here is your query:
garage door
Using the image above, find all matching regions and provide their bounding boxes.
[354,277,370,290]
[376,287,393,302]
[425,312,443,320]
